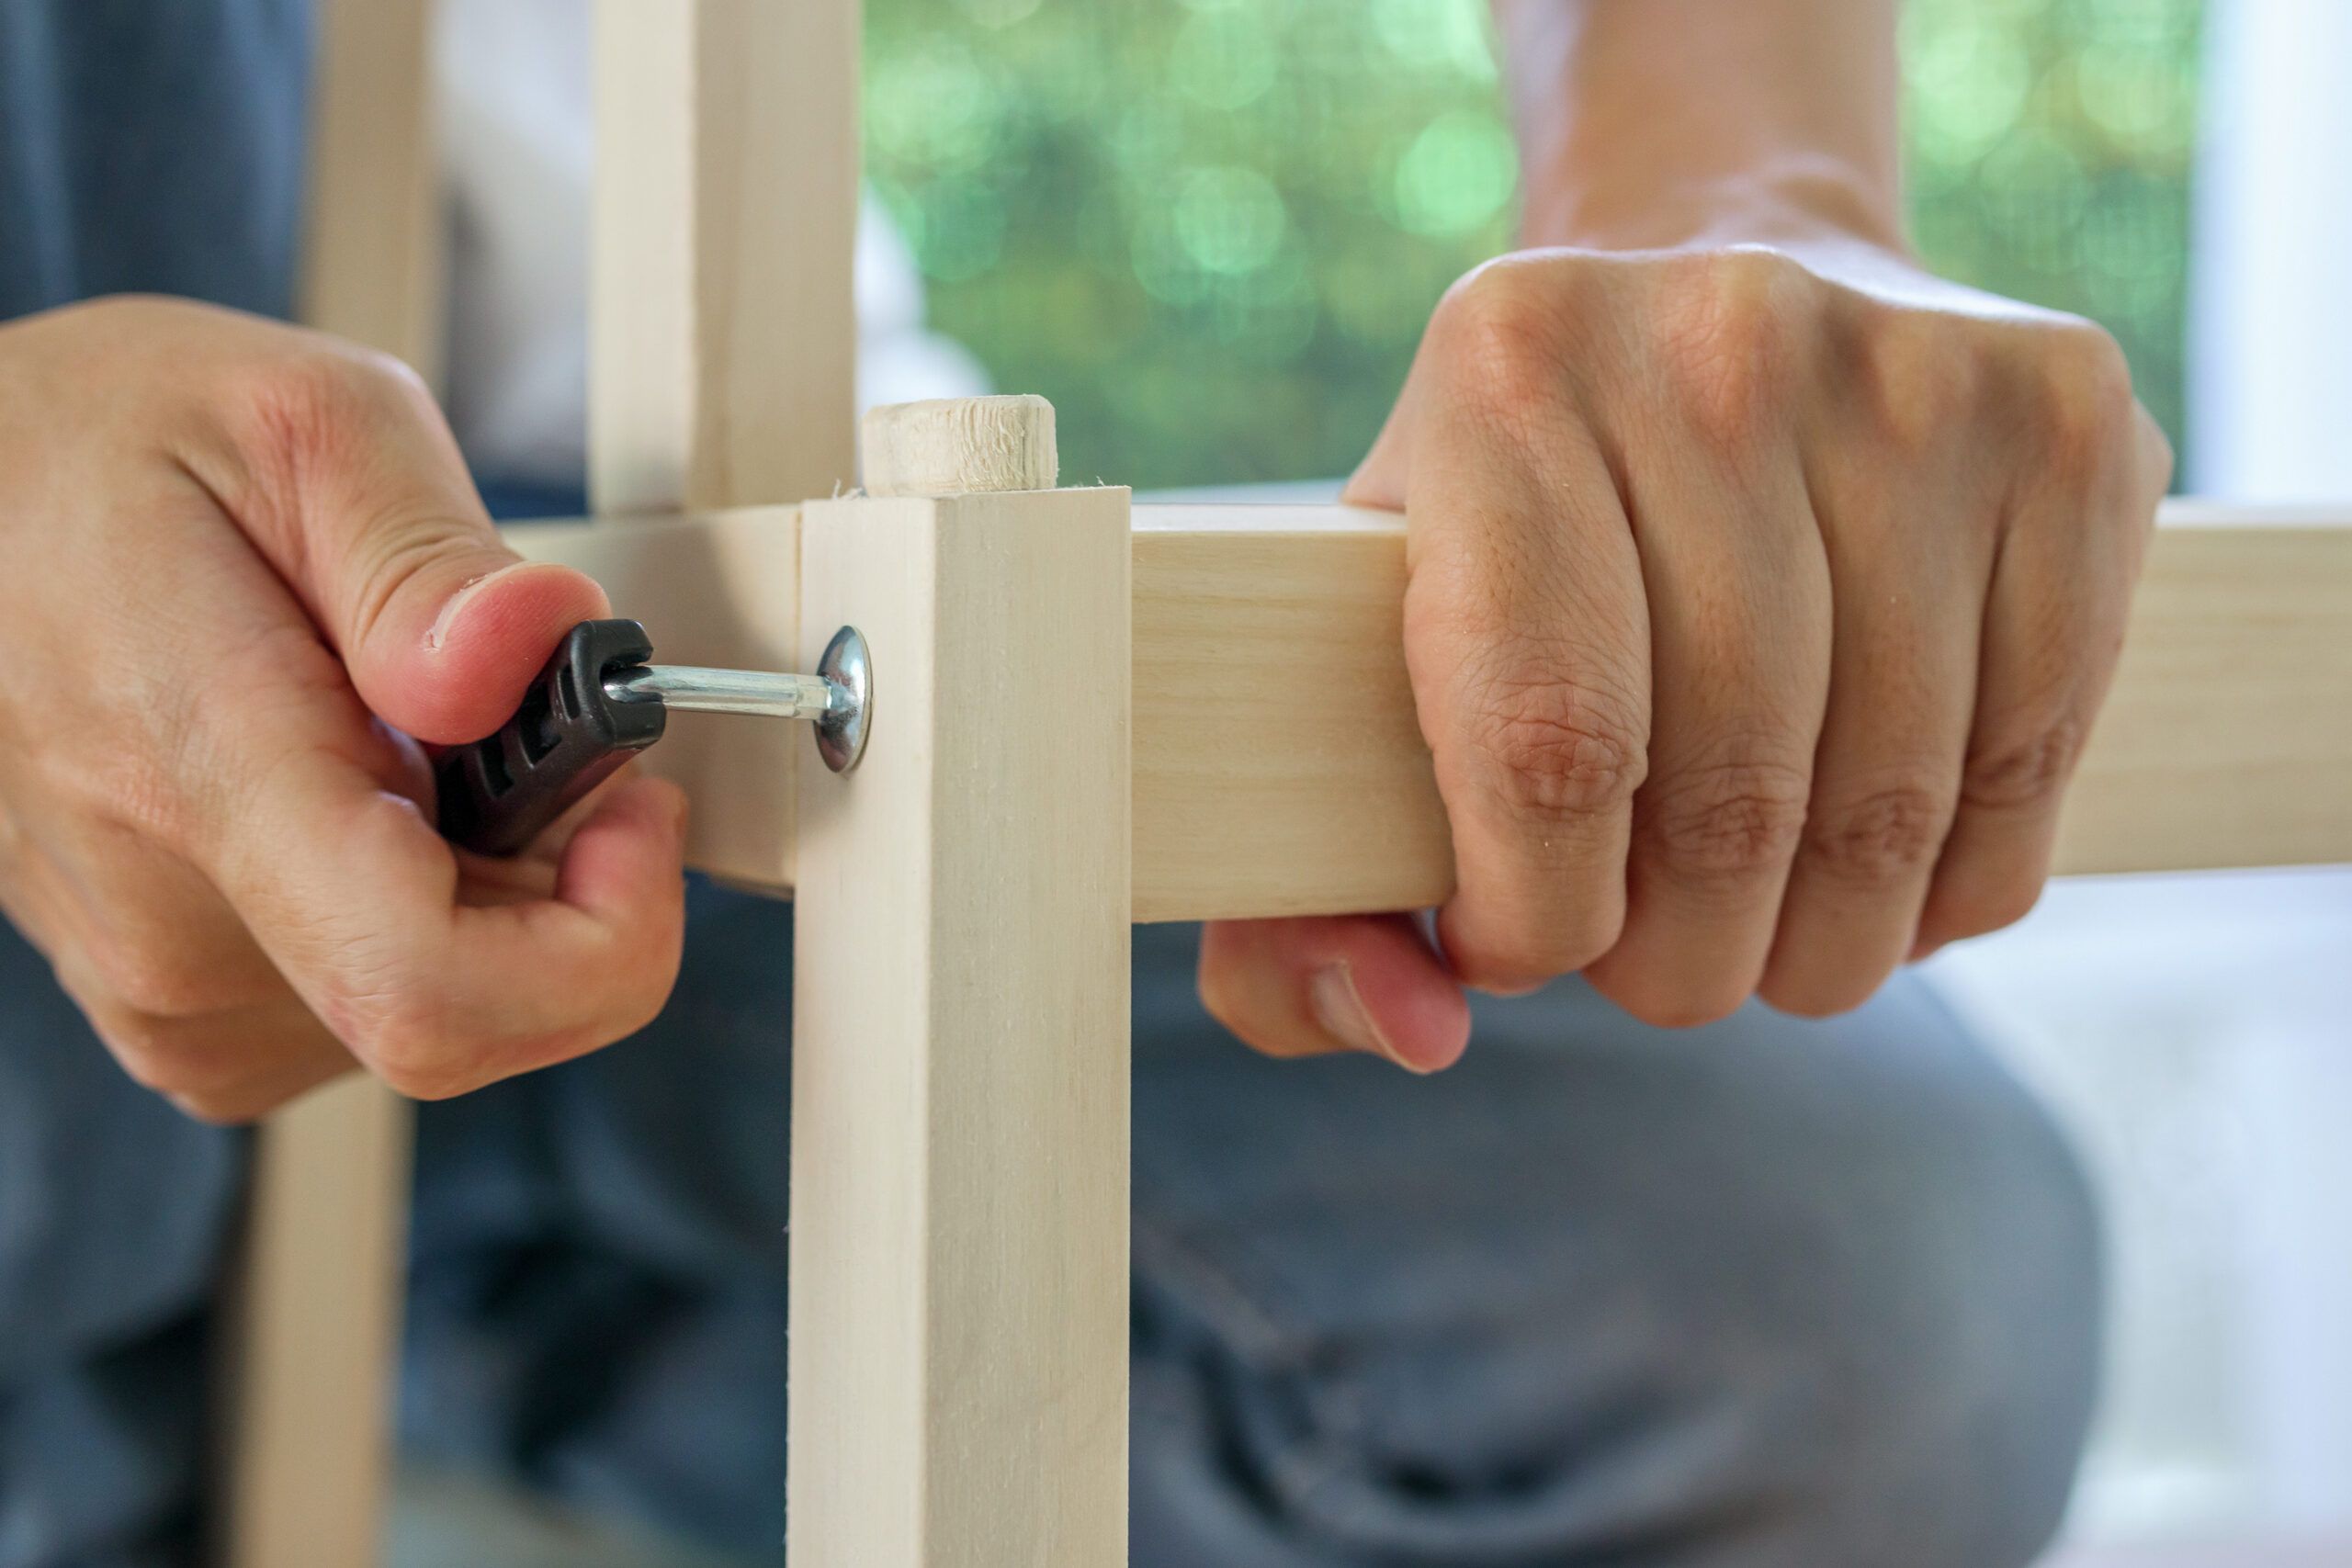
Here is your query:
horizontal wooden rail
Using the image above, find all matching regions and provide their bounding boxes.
[508,501,2352,920]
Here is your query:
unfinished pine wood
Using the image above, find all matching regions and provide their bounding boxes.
[790,471,1132,1562]
[218,4,440,1566]
[512,500,2352,914]
[2055,513,2352,874]
[507,510,800,886]
[214,1071,412,1568]
[295,0,444,389]
[1129,504,1450,919]
[590,0,860,514]
[1134,503,2352,905]
[862,395,1059,496]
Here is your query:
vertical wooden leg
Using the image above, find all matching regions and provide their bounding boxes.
[591,0,861,513]
[790,400,1132,1563]
[216,1079,412,1568]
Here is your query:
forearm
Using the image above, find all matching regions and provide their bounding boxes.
[1494,0,1905,254]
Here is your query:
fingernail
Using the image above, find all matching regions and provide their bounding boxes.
[1310,962,1427,1074]
[427,561,530,650]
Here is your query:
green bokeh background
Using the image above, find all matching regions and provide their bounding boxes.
[865,0,2203,490]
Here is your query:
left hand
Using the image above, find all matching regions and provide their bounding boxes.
[1197,240,2172,1069]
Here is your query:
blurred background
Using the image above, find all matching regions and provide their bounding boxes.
[858,1,2350,1563]
[864,0,2199,486]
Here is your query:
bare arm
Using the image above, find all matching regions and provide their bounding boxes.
[1495,0,1904,254]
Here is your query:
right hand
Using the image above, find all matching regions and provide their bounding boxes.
[0,298,688,1123]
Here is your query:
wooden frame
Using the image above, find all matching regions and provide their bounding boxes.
[791,438,1131,1562]
[517,500,2352,913]
[216,0,2352,1562]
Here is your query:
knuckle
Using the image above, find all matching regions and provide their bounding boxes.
[311,975,465,1100]
[2028,323,2136,459]
[1963,718,2086,813]
[1644,756,1811,886]
[1850,307,1980,452]
[266,338,428,425]
[1458,662,1648,823]
[86,934,221,1020]
[1652,247,1807,447]
[362,1029,472,1104]
[340,513,488,654]
[1804,780,1954,886]
[1429,259,1576,422]
[362,1019,476,1101]
[224,341,435,500]
[347,995,569,1102]
[36,744,190,849]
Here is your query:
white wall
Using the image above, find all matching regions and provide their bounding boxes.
[2189,0,2352,496]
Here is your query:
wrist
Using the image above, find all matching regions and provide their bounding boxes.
[1518,156,1909,261]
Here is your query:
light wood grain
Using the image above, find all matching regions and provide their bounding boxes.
[590,0,859,514]
[790,479,1133,1566]
[513,500,2352,914]
[2058,518,2352,874]
[294,0,443,388]
[1130,505,1450,919]
[219,3,440,1564]
[1136,502,2352,908]
[862,395,1059,496]
[215,1073,413,1568]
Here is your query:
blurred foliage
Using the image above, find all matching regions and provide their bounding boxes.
[866,0,2203,489]
[1905,0,2204,455]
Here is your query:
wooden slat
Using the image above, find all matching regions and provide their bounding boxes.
[219,2,439,1564]
[294,0,443,386]
[215,1071,411,1568]
[1131,505,1448,919]
[2058,513,2352,874]
[504,500,2352,917]
[790,481,1133,1564]
[590,0,860,514]
[1134,502,2352,912]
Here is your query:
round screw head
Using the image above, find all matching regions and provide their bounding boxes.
[815,625,871,774]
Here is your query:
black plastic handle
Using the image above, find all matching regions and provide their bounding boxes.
[435,620,668,856]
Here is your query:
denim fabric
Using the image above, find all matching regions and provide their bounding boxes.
[1122,934,2101,1568]
[0,918,233,1568]
[393,910,2101,1568]
[0,8,2105,1565]
[0,0,309,323]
